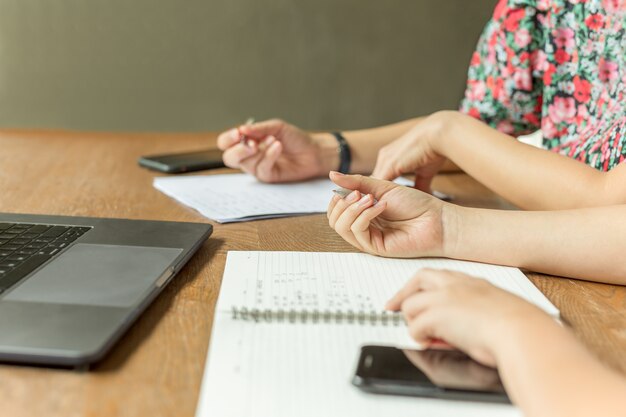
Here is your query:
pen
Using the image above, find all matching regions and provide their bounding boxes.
[332,188,379,204]
[239,118,255,147]
[332,187,352,198]
[333,187,452,201]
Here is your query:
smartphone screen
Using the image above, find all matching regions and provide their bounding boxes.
[353,345,510,404]
[138,149,225,173]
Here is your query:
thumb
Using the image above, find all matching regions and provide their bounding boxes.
[329,172,397,198]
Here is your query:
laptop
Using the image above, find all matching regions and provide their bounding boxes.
[0,212,212,366]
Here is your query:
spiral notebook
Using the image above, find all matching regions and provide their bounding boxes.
[196,251,553,417]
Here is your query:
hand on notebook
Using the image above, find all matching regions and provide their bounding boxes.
[385,269,549,367]
[327,172,445,257]
[217,119,335,183]
[371,112,449,193]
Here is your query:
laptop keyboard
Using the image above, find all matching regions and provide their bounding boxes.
[0,223,92,293]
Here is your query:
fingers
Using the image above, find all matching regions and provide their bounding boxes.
[414,173,433,193]
[385,268,449,311]
[332,194,378,250]
[350,201,387,251]
[327,193,342,219]
[231,136,279,180]
[399,290,436,321]
[222,142,259,169]
[371,153,398,181]
[219,118,285,155]
[385,270,430,311]
[393,280,448,348]
[328,190,361,228]
[254,137,283,181]
[370,165,390,181]
[329,172,397,198]
[217,128,240,150]
[326,184,388,253]
[239,119,285,139]
[413,163,441,193]
[407,310,441,347]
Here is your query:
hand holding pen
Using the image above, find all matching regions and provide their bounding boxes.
[216,118,331,183]
[327,171,446,258]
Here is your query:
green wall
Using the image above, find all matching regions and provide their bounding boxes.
[0,0,495,132]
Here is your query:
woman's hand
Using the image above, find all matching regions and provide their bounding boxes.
[402,349,503,392]
[327,172,448,258]
[371,111,455,193]
[217,119,337,183]
[386,269,549,367]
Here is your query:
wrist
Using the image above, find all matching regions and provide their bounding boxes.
[332,132,352,174]
[311,132,340,177]
[440,203,464,259]
[489,310,557,366]
[427,110,461,156]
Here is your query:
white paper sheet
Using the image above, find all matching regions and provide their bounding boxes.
[154,174,337,223]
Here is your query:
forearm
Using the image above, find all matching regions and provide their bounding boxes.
[437,111,617,210]
[313,117,423,174]
[443,204,626,284]
[493,315,626,417]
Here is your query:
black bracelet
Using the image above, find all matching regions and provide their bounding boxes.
[331,132,352,174]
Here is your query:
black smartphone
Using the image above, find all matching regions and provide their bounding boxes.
[352,345,510,404]
[138,149,225,173]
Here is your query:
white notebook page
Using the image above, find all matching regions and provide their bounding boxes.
[197,314,521,417]
[196,251,554,417]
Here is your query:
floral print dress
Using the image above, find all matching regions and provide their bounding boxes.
[460,0,626,171]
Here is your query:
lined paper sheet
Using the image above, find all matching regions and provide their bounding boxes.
[154,174,418,223]
[196,251,555,417]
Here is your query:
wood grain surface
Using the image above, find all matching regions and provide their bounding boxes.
[0,130,624,417]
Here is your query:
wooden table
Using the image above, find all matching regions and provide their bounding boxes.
[0,130,624,417]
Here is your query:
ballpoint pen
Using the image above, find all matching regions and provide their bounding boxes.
[238,118,255,147]
[332,187,352,198]
[332,187,379,205]
[333,186,451,201]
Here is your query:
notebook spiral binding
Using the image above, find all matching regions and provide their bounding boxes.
[231,307,405,326]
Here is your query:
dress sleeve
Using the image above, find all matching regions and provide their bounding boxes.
[555,113,626,172]
[459,0,544,137]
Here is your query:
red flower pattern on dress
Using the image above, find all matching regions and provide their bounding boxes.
[585,13,604,29]
[573,76,592,103]
[459,0,626,171]
[554,49,570,64]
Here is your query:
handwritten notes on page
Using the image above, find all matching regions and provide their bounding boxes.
[216,251,560,318]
